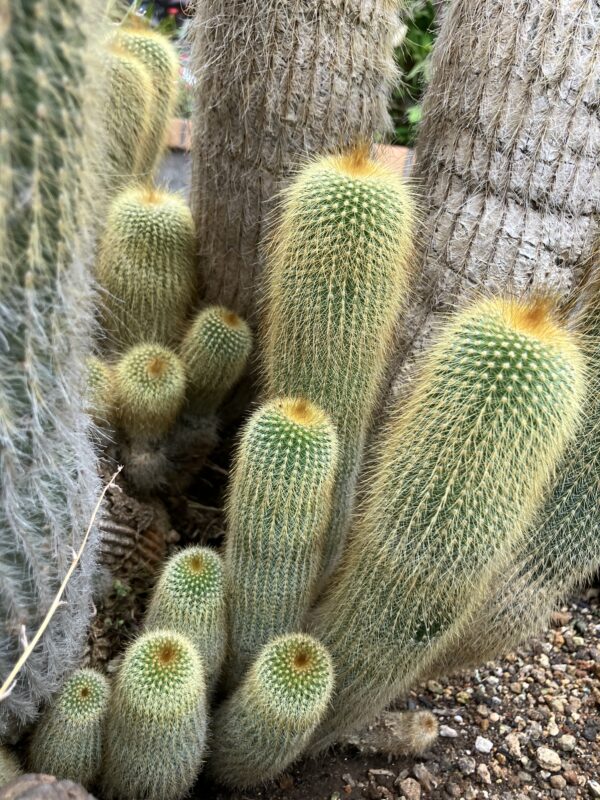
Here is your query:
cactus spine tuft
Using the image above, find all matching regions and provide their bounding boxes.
[0,746,21,787]
[225,398,338,685]
[209,634,334,788]
[28,669,110,786]
[179,306,253,414]
[264,147,416,576]
[101,630,207,800]
[85,357,114,427]
[115,344,186,436]
[96,186,196,349]
[145,547,227,687]
[308,296,584,751]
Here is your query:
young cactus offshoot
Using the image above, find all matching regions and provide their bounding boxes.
[85,356,114,427]
[309,296,584,751]
[225,398,338,686]
[28,669,110,786]
[145,547,227,688]
[101,630,207,800]
[209,633,334,788]
[264,146,416,577]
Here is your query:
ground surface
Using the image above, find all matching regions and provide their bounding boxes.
[195,590,599,800]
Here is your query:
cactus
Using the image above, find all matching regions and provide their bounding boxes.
[0,747,21,787]
[0,0,105,738]
[102,44,154,192]
[85,357,114,427]
[225,398,338,685]
[96,186,196,349]
[179,306,253,415]
[263,146,416,577]
[145,547,226,687]
[101,630,207,800]
[209,633,333,788]
[114,344,186,437]
[112,25,179,176]
[308,296,584,751]
[28,669,109,786]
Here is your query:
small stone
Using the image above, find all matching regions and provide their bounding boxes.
[547,719,559,737]
[342,774,356,787]
[536,746,562,772]
[412,764,437,793]
[477,763,492,784]
[489,712,500,723]
[440,725,458,738]
[505,732,522,758]
[558,734,576,752]
[475,735,493,753]
[444,782,461,798]
[564,769,578,785]
[589,780,600,798]
[427,680,444,695]
[456,691,470,704]
[550,775,566,790]
[458,756,476,775]
[398,777,421,800]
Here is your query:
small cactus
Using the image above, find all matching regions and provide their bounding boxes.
[96,186,196,349]
[309,296,584,751]
[0,746,21,787]
[145,547,227,687]
[179,306,253,414]
[225,398,338,685]
[114,344,186,436]
[209,634,334,788]
[85,357,114,426]
[264,146,416,576]
[112,26,179,176]
[28,669,110,786]
[101,630,207,800]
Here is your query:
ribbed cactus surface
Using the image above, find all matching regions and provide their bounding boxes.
[210,634,334,788]
[308,296,584,750]
[179,306,253,414]
[264,147,415,576]
[145,547,227,687]
[0,0,104,739]
[225,398,338,685]
[101,630,207,800]
[28,669,110,786]
[96,186,196,349]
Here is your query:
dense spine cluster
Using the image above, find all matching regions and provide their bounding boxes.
[225,398,338,685]
[101,630,207,800]
[210,634,334,788]
[308,297,584,750]
[264,147,416,575]
[28,670,110,786]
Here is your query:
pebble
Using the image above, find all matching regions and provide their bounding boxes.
[398,777,421,800]
[412,763,437,793]
[550,775,567,789]
[505,732,522,757]
[589,780,600,798]
[475,735,493,753]
[440,725,458,738]
[477,763,492,784]
[558,733,576,752]
[458,756,476,775]
[536,746,562,772]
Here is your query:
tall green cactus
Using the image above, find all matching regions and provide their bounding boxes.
[145,547,227,688]
[96,186,196,350]
[28,669,110,786]
[179,306,253,415]
[308,296,584,751]
[101,630,207,800]
[209,634,333,788]
[225,398,338,686]
[263,146,415,577]
[0,0,104,739]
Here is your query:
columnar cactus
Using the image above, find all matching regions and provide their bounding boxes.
[112,26,179,176]
[96,186,196,350]
[145,547,227,687]
[308,296,584,751]
[209,634,334,788]
[179,306,253,414]
[225,398,338,685]
[263,146,415,576]
[0,747,21,787]
[114,344,186,436]
[28,670,110,786]
[0,0,104,738]
[101,630,207,800]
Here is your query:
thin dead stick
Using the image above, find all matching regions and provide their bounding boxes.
[0,467,123,701]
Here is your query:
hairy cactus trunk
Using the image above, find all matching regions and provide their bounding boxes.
[0,0,104,739]
[189,0,403,322]
[387,0,600,392]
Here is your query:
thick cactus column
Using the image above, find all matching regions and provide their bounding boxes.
[0,0,105,739]
[28,670,110,786]
[264,147,415,576]
[209,634,333,788]
[308,296,584,751]
[101,630,207,800]
[225,398,338,686]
